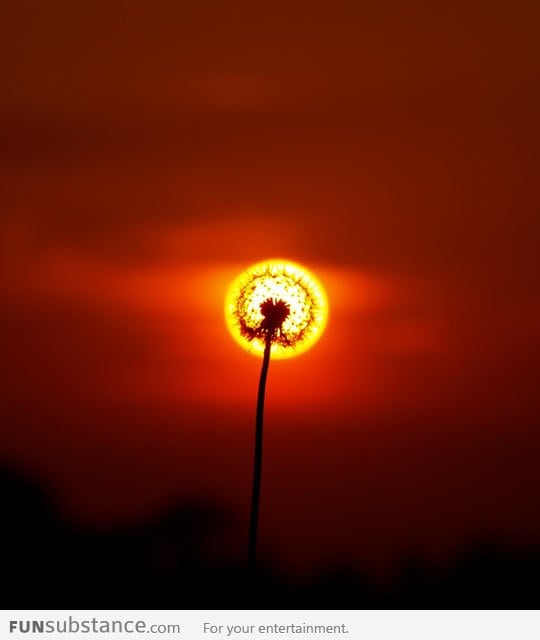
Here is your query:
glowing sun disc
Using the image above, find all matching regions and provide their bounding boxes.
[225,259,328,359]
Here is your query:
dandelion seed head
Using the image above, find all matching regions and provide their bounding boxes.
[225,260,328,359]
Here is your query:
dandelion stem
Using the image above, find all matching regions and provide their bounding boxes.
[248,332,272,570]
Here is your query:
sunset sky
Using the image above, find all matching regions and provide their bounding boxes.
[1,0,539,577]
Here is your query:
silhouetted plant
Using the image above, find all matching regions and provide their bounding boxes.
[249,297,290,568]
[225,260,328,570]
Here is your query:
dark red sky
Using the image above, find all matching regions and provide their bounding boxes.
[1,0,539,576]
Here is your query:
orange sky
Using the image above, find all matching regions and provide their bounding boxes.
[1,0,539,575]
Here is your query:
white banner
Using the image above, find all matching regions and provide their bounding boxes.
[1,611,539,640]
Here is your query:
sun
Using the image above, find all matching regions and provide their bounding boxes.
[225,259,328,359]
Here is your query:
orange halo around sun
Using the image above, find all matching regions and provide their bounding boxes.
[225,259,328,359]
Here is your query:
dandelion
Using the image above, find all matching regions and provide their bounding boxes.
[225,260,328,569]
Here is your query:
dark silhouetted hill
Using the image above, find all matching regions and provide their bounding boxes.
[1,467,539,608]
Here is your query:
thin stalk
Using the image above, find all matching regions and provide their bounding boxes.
[248,332,273,569]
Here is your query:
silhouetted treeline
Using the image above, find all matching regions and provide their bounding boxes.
[1,467,539,608]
